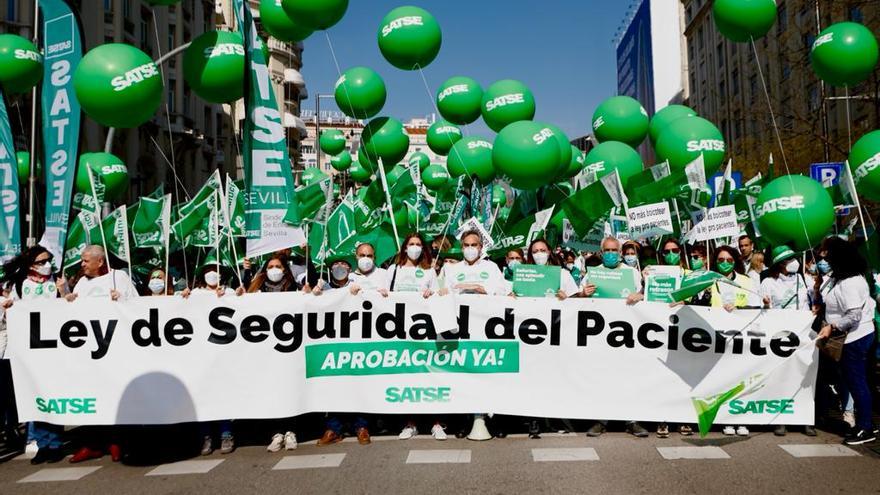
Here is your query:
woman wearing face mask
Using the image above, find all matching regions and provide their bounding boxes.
[561,250,582,285]
[387,234,437,299]
[143,268,173,296]
[524,239,579,300]
[0,247,66,464]
[502,248,525,281]
[707,245,760,312]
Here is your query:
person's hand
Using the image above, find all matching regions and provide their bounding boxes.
[378,288,389,297]
[455,283,486,294]
[421,288,433,299]
[235,287,245,296]
[438,288,449,296]
[110,289,121,301]
[180,288,191,299]
[668,301,685,308]
[582,284,596,297]
[302,283,312,294]
[1,299,13,309]
[349,284,362,295]
[817,324,833,340]
[215,287,226,298]
[556,290,568,300]
[56,278,67,295]
[312,284,323,296]
[242,258,252,271]
[626,293,644,305]
[723,303,735,313]
[65,293,78,302]
[762,295,771,308]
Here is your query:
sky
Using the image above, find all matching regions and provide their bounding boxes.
[298,0,632,139]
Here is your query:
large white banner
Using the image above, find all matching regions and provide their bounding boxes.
[6,293,817,433]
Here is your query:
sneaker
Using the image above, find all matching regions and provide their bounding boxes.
[843,411,856,428]
[722,426,736,436]
[200,436,213,456]
[25,440,38,457]
[586,422,605,437]
[431,424,447,441]
[528,420,541,439]
[267,433,284,453]
[398,425,417,440]
[774,425,787,436]
[804,425,818,437]
[627,422,649,438]
[736,426,749,436]
[656,423,669,438]
[284,431,297,450]
[679,425,694,436]
[843,429,877,446]
[31,448,66,465]
[220,434,235,454]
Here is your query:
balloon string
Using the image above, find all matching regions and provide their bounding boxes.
[152,7,189,283]
[750,37,814,249]
[845,85,852,150]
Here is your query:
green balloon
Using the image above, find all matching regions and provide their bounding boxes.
[183,31,245,104]
[361,117,410,169]
[349,160,372,184]
[649,105,697,144]
[811,22,879,88]
[583,141,644,188]
[436,76,483,125]
[319,129,347,156]
[544,123,572,179]
[330,150,352,172]
[334,66,386,119]
[76,153,129,201]
[491,185,507,207]
[357,145,380,172]
[492,121,561,190]
[281,0,348,30]
[447,137,495,184]
[481,79,536,133]
[422,164,450,192]
[755,175,835,251]
[74,43,163,129]
[655,116,725,175]
[408,151,431,171]
[847,130,880,202]
[592,96,649,148]
[0,34,42,94]
[260,0,313,42]
[301,166,327,185]
[16,151,42,184]
[557,145,585,181]
[377,6,442,71]
[712,0,777,43]
[542,182,574,207]
[426,120,462,156]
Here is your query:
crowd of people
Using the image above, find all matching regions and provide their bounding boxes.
[0,229,877,465]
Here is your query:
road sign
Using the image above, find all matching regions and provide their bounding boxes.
[708,171,742,207]
[810,162,844,187]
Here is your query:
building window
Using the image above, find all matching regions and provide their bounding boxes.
[849,7,864,23]
[731,69,739,95]
[104,0,112,10]
[123,0,131,18]
[6,0,17,23]
[167,80,176,114]
[719,80,726,100]
[697,27,704,50]
[168,26,175,52]
[808,84,819,111]
[782,62,791,81]
[140,18,148,47]
[749,74,757,103]
[777,3,788,34]
[716,43,724,68]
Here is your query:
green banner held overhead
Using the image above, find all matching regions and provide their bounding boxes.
[38,0,83,266]
[231,0,303,257]
[0,90,21,261]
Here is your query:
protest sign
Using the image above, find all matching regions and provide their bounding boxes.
[686,205,739,243]
[644,265,683,303]
[512,264,561,297]
[627,202,674,240]
[583,266,639,299]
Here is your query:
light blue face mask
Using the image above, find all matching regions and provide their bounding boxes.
[817,259,831,274]
[602,251,620,268]
[623,254,639,267]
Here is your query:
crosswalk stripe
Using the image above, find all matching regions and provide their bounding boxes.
[272,453,347,470]
[18,466,102,483]
[656,446,730,460]
[146,459,224,476]
[532,448,599,462]
[406,449,471,464]
[779,444,860,458]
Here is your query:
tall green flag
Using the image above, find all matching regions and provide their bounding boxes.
[38,0,83,266]
[488,205,555,258]
[132,194,170,248]
[0,90,21,262]
[561,173,623,236]
[231,0,303,256]
[225,176,246,237]
[172,195,214,242]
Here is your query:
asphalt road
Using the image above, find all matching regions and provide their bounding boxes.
[1,429,879,495]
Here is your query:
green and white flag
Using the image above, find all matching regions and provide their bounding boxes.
[101,206,131,263]
[225,176,246,237]
[172,194,214,242]
[231,0,303,256]
[132,194,170,248]
[63,213,89,271]
[0,90,21,261]
[488,206,554,258]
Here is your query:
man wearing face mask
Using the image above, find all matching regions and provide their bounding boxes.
[438,230,506,296]
[580,237,643,305]
[310,256,355,296]
[66,245,137,302]
[350,243,390,296]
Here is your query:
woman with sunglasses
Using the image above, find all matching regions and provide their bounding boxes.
[708,245,761,312]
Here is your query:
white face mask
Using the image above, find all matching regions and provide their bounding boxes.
[357,257,374,273]
[148,279,166,294]
[267,267,284,283]
[463,246,480,262]
[532,252,550,266]
[507,259,521,269]
[34,262,52,276]
[204,271,220,287]
[406,245,423,261]
[331,265,349,281]
[785,260,800,274]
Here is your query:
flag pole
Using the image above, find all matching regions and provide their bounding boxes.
[162,194,172,295]
[844,161,870,241]
[26,0,39,247]
[86,166,115,291]
[377,158,401,247]
[219,177,244,287]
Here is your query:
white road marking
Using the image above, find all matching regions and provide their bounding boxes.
[18,466,102,483]
[779,444,860,458]
[272,453,347,470]
[657,446,730,460]
[145,459,224,476]
[532,448,600,462]
[406,449,471,464]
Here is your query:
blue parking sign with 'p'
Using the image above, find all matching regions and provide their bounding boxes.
[810,163,844,186]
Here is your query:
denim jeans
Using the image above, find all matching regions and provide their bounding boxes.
[840,333,875,431]
[29,422,63,449]
[326,415,367,434]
